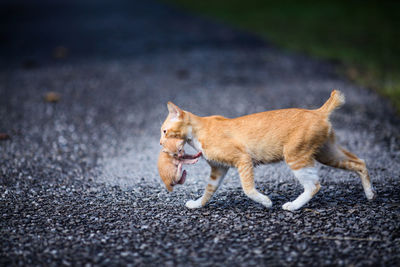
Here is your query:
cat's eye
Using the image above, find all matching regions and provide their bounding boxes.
[163,130,166,134]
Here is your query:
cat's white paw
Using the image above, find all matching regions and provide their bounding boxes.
[365,188,377,200]
[185,199,202,209]
[261,197,273,208]
[282,201,299,211]
[247,191,272,208]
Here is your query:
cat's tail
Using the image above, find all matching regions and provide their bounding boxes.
[317,90,345,116]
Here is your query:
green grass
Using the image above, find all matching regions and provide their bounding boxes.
[164,0,400,112]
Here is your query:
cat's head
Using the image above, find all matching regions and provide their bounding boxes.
[161,138,185,158]
[160,102,190,145]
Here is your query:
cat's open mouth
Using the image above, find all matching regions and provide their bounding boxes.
[179,151,202,160]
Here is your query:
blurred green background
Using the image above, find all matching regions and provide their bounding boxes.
[165,0,400,112]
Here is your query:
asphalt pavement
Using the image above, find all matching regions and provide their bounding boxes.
[1,0,399,266]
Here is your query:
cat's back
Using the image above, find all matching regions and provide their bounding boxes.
[232,108,322,123]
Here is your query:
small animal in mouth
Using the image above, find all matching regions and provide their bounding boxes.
[160,90,376,211]
[157,138,202,192]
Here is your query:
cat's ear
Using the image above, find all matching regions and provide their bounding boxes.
[167,102,184,120]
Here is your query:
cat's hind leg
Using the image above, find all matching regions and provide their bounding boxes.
[282,164,321,211]
[316,141,376,200]
[283,148,321,211]
[185,165,228,209]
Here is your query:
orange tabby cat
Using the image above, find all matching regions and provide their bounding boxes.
[160,90,376,211]
[157,138,202,192]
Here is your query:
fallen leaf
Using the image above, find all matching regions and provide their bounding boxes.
[44,92,61,103]
[346,66,359,81]
[176,69,190,80]
[53,46,68,59]
[0,133,10,140]
[22,59,38,69]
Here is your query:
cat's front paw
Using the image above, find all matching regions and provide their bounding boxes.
[185,199,202,209]
[282,201,299,211]
[260,197,273,208]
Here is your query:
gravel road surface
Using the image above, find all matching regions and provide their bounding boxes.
[1,0,399,266]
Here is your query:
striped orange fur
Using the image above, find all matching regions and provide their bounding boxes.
[160,90,376,210]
